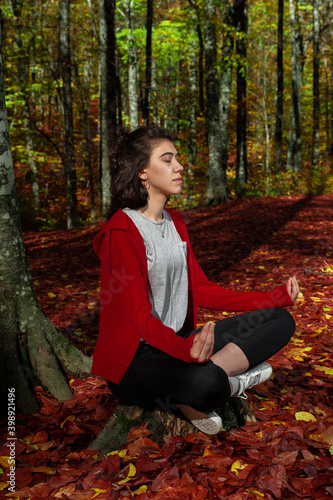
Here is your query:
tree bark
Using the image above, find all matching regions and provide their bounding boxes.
[324,55,330,171]
[188,42,197,201]
[287,0,303,173]
[127,0,138,131]
[312,0,320,168]
[219,3,234,174]
[0,41,92,416]
[89,399,256,457]
[59,0,80,229]
[234,0,248,190]
[73,46,96,224]
[99,0,117,218]
[275,0,284,173]
[143,0,153,125]
[204,0,229,206]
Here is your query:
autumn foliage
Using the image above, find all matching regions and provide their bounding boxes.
[0,193,333,499]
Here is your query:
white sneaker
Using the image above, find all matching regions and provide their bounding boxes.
[191,410,223,435]
[234,362,273,399]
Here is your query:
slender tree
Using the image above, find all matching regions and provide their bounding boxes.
[234,0,248,189]
[275,0,284,172]
[204,0,229,206]
[99,0,117,217]
[188,0,205,113]
[312,0,320,168]
[143,0,153,125]
[59,0,80,229]
[219,3,234,174]
[188,38,197,170]
[127,0,139,131]
[0,36,91,415]
[287,0,303,172]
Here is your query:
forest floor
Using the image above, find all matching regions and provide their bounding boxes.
[1,193,333,499]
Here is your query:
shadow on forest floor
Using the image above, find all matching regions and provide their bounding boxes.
[183,194,317,278]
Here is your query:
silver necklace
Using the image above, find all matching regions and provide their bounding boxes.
[156,220,166,238]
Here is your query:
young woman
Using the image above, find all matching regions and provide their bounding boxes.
[92,125,299,434]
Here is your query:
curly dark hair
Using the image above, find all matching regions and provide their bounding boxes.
[109,125,174,217]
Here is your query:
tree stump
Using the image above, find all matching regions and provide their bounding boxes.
[89,398,256,457]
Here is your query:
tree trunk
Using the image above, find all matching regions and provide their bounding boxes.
[99,0,117,218]
[59,0,80,229]
[234,0,248,191]
[89,398,256,457]
[73,47,96,224]
[189,0,204,113]
[204,0,229,206]
[261,43,270,174]
[219,3,234,174]
[143,0,153,125]
[324,55,330,171]
[188,42,197,202]
[151,58,160,125]
[312,0,320,168]
[0,42,92,417]
[127,0,138,131]
[275,0,284,173]
[286,0,303,173]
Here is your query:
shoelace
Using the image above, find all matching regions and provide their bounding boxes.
[237,370,262,399]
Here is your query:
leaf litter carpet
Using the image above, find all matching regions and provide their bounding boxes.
[0,193,332,499]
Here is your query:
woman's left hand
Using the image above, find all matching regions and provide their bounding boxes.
[287,275,300,303]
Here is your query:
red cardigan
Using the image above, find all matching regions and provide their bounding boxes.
[91,209,293,383]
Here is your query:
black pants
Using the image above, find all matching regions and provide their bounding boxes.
[108,307,295,412]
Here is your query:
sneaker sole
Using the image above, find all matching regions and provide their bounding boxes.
[191,417,222,435]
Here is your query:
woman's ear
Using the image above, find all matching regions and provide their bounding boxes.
[138,169,148,181]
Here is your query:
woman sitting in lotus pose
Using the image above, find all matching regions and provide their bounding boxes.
[91,125,299,434]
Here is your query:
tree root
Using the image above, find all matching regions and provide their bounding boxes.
[89,398,256,457]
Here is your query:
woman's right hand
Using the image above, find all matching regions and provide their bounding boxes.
[190,322,215,362]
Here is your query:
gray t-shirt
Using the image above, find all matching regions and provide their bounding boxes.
[123,208,188,332]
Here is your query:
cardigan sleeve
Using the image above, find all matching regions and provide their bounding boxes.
[189,237,294,311]
[102,229,197,363]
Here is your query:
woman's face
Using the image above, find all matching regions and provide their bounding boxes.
[139,140,184,200]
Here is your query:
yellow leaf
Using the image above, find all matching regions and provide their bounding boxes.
[251,491,265,497]
[107,449,127,458]
[230,459,248,477]
[91,489,107,499]
[311,296,321,302]
[60,415,75,429]
[258,266,266,270]
[47,292,56,298]
[0,482,9,491]
[295,412,317,422]
[0,456,14,468]
[312,365,333,376]
[33,281,39,286]
[314,407,326,416]
[132,485,148,496]
[203,446,214,457]
[61,274,68,278]
[118,463,136,485]
[325,314,332,320]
